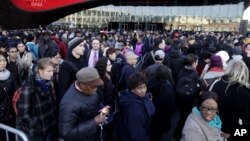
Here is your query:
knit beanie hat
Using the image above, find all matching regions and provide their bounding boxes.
[209,55,223,69]
[232,47,242,55]
[68,37,83,51]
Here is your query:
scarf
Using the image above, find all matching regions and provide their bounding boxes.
[35,74,52,96]
[193,106,222,129]
[131,92,155,117]
[0,69,10,81]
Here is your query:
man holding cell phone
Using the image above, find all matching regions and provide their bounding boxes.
[58,67,108,141]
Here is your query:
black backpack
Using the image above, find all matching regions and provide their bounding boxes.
[176,77,197,105]
[135,52,148,71]
[176,77,197,95]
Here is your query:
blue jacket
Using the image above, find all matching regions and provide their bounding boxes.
[26,42,38,60]
[118,89,155,141]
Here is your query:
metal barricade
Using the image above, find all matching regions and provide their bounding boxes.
[0,123,28,141]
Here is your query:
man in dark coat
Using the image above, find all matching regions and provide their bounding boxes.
[166,41,185,83]
[58,67,107,141]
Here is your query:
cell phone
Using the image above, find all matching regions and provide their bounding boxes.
[99,105,110,117]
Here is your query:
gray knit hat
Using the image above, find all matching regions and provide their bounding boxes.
[68,37,83,51]
[233,47,242,55]
[76,67,103,86]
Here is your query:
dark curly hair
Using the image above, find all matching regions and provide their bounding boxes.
[127,73,147,90]
[95,57,109,81]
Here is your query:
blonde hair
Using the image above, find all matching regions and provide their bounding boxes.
[224,59,250,88]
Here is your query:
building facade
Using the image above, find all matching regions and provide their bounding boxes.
[57,3,244,31]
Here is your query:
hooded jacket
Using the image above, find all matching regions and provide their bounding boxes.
[167,49,185,82]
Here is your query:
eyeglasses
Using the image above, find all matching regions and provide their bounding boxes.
[201,106,218,113]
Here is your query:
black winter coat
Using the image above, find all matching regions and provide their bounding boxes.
[97,78,114,109]
[57,60,78,101]
[67,54,86,71]
[211,76,250,141]
[118,64,136,91]
[118,89,155,141]
[59,83,100,141]
[166,50,185,83]
[0,70,16,122]
[150,80,175,141]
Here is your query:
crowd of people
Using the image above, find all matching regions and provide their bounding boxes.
[0,27,250,141]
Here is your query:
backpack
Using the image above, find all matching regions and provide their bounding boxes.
[176,77,197,105]
[176,77,197,95]
[12,87,22,116]
[135,51,155,71]
[135,52,147,71]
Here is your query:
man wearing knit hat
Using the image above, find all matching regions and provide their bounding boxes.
[59,67,107,141]
[67,37,86,70]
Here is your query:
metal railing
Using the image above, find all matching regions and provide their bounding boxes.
[0,123,28,141]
